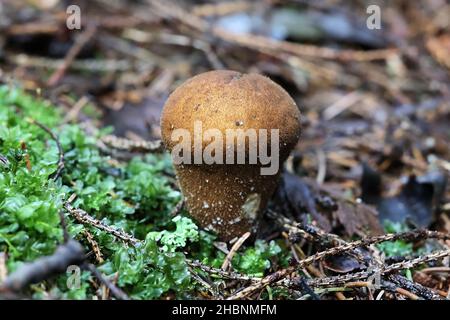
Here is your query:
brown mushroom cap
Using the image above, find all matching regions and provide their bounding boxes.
[161,70,301,241]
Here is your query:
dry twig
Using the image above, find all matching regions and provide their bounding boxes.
[83,230,104,264]
[0,240,85,293]
[221,232,251,271]
[47,24,97,86]
[101,135,163,153]
[65,201,141,247]
[85,263,129,300]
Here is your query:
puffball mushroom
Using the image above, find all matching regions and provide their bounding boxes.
[161,70,301,241]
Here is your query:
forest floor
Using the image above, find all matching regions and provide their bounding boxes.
[0,0,449,300]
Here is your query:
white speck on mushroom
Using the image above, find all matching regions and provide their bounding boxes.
[203,201,210,208]
[205,224,217,232]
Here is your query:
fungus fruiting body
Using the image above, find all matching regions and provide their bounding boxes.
[161,70,301,241]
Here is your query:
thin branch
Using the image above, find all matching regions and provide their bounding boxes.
[169,198,185,217]
[187,260,256,282]
[100,135,163,153]
[65,201,141,247]
[226,224,450,299]
[148,0,397,62]
[47,24,97,86]
[221,232,251,271]
[84,263,130,300]
[0,240,85,293]
[83,230,104,264]
[386,274,442,300]
[307,249,450,288]
[59,210,70,243]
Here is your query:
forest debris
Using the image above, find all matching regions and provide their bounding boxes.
[303,177,383,236]
[387,274,442,300]
[221,232,251,271]
[228,225,450,298]
[169,199,185,217]
[188,259,257,282]
[322,91,361,120]
[83,230,104,264]
[421,267,450,274]
[395,287,420,300]
[100,134,163,153]
[323,254,364,274]
[85,264,129,300]
[8,53,147,72]
[426,34,450,73]
[309,249,450,290]
[47,24,97,86]
[0,240,85,293]
[278,173,332,232]
[289,276,320,300]
[62,96,90,124]
[149,0,398,62]
[361,164,447,227]
[65,200,141,246]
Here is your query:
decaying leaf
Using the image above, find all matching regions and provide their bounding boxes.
[361,164,447,227]
[275,173,383,237]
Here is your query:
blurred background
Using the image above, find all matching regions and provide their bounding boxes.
[0,0,449,225]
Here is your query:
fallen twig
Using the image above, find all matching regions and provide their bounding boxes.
[226,266,295,300]
[227,221,450,299]
[169,198,185,217]
[187,260,256,282]
[149,0,397,62]
[84,263,129,300]
[100,135,163,153]
[65,201,141,247]
[221,232,251,271]
[59,210,70,243]
[47,24,97,86]
[308,249,450,288]
[83,230,104,264]
[289,276,320,300]
[386,274,442,300]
